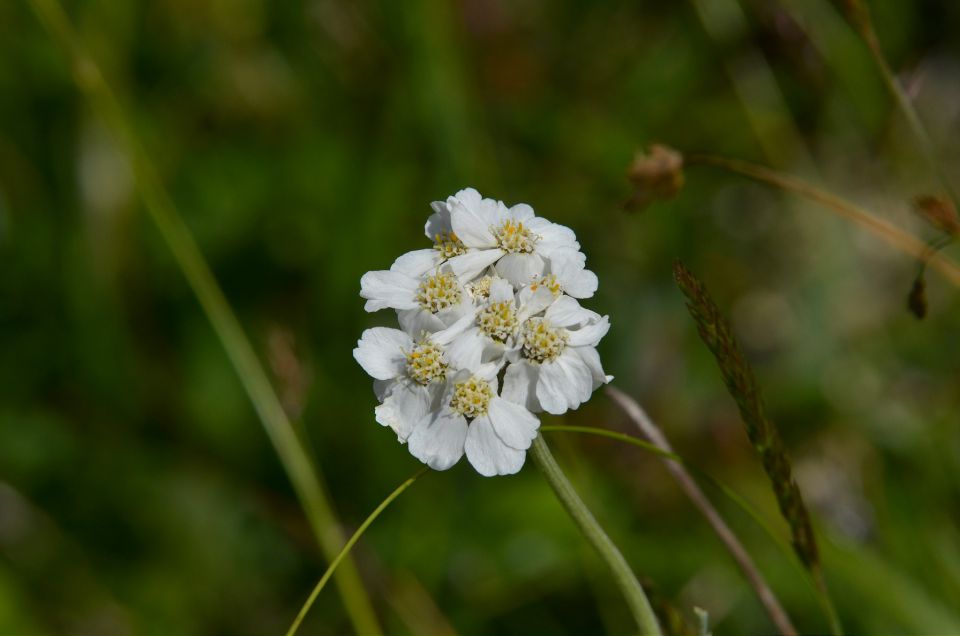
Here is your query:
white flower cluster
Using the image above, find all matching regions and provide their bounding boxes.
[354,188,612,476]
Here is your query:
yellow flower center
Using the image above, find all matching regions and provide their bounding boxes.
[433,230,466,259]
[521,318,568,363]
[467,275,494,301]
[450,376,493,418]
[478,301,518,342]
[416,271,462,313]
[529,273,562,297]
[405,340,447,385]
[494,219,536,254]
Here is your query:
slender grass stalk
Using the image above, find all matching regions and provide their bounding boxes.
[287,468,429,636]
[605,387,798,636]
[27,2,382,633]
[686,153,960,287]
[539,426,680,462]
[841,0,958,205]
[674,261,842,636]
[542,417,837,632]
[529,435,662,636]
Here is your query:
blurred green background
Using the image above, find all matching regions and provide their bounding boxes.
[2,0,960,634]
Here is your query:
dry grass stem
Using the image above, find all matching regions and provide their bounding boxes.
[686,153,960,287]
[606,386,798,636]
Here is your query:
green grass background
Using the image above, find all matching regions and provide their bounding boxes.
[1,0,960,634]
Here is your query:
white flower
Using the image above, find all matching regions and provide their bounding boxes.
[353,324,463,441]
[407,366,540,476]
[371,190,479,281]
[442,275,555,371]
[502,296,613,415]
[445,190,585,288]
[356,187,612,477]
[360,257,473,334]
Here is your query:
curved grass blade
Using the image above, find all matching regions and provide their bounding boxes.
[287,468,429,636]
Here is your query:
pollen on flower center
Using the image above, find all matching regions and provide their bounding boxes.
[450,376,493,418]
[494,219,537,254]
[521,318,568,363]
[478,301,518,342]
[529,273,562,297]
[416,271,462,313]
[433,230,466,259]
[406,340,447,385]
[467,275,493,301]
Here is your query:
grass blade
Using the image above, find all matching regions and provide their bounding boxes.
[26,1,382,633]
[287,468,429,636]
[673,260,842,635]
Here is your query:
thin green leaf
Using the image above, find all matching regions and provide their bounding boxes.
[287,468,429,636]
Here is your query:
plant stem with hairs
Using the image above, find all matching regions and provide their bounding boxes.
[529,435,663,636]
[605,386,798,636]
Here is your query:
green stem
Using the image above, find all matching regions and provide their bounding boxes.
[542,422,841,635]
[287,468,429,636]
[539,426,680,462]
[529,435,662,636]
[27,2,382,633]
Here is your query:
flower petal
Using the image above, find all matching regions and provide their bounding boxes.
[431,312,477,346]
[450,198,497,248]
[501,359,542,412]
[407,409,467,470]
[373,378,393,401]
[526,217,580,256]
[452,187,482,210]
[360,270,420,312]
[425,201,452,239]
[375,381,434,442]
[544,295,594,328]
[562,267,598,299]
[353,327,412,380]
[508,202,535,222]
[442,326,487,371]
[487,396,539,450]
[391,249,440,277]
[489,277,516,303]
[567,315,610,347]
[574,346,614,387]
[550,249,597,298]
[496,252,544,287]
[398,308,446,336]
[516,285,556,321]
[447,249,503,283]
[536,350,593,414]
[464,416,526,476]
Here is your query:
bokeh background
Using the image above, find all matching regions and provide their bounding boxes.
[2,0,960,634]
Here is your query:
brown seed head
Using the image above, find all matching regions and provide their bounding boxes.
[626,144,685,211]
[913,195,960,237]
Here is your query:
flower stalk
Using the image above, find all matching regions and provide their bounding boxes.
[529,435,663,636]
